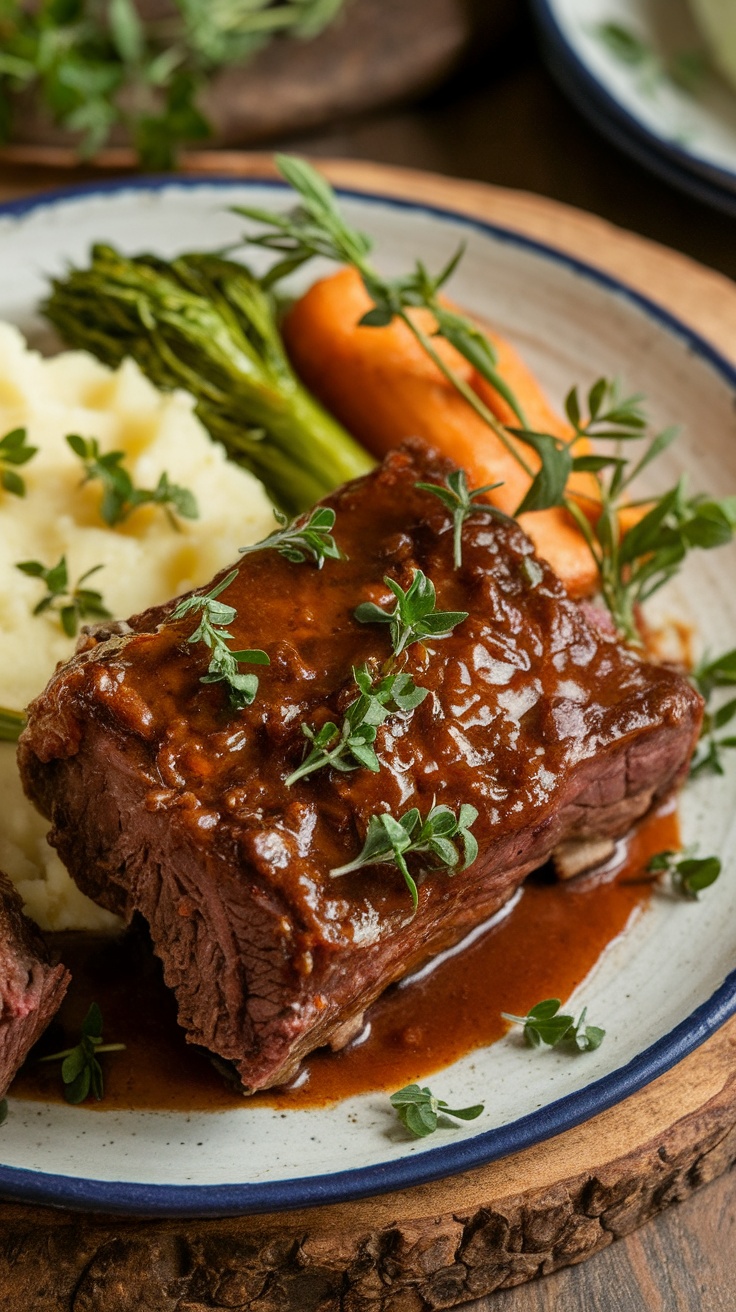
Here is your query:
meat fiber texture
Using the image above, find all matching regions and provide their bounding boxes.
[18,446,703,1092]
[0,870,69,1098]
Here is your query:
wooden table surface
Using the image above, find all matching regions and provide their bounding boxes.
[1,5,734,1309]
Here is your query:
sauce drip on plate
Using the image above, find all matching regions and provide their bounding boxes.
[11,802,678,1112]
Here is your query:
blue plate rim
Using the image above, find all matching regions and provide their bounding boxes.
[530,0,736,199]
[1,172,735,1217]
[538,26,736,216]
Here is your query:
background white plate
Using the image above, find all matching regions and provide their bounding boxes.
[0,178,735,1215]
[533,0,736,214]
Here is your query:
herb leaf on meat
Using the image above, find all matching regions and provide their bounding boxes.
[16,556,111,638]
[646,850,722,899]
[239,506,345,568]
[285,664,428,786]
[355,569,468,658]
[39,1002,125,1104]
[66,434,198,530]
[415,469,507,567]
[390,1083,484,1138]
[0,427,37,497]
[502,998,606,1052]
[331,802,479,911]
[171,569,270,709]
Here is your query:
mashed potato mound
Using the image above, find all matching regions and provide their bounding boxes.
[0,322,275,930]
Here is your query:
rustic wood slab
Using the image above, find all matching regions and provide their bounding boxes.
[2,160,736,1309]
[0,0,516,163]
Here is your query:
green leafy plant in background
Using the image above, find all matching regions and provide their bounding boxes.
[0,0,347,169]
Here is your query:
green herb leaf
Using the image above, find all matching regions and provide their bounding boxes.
[285,664,428,786]
[331,802,479,910]
[389,1083,484,1138]
[646,849,722,899]
[502,998,606,1053]
[171,569,270,710]
[39,1002,125,1104]
[0,426,37,497]
[415,469,507,567]
[16,556,111,637]
[0,707,26,742]
[239,506,345,568]
[355,569,468,657]
[66,434,198,529]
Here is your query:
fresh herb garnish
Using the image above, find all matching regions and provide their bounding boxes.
[690,647,736,776]
[0,426,37,497]
[171,569,269,709]
[0,1099,7,1126]
[390,1083,484,1138]
[236,160,736,644]
[415,470,507,568]
[0,707,26,742]
[596,22,709,98]
[239,506,344,568]
[331,802,479,910]
[235,154,531,454]
[502,998,606,1053]
[646,850,722,899]
[355,569,468,658]
[45,247,371,516]
[285,664,428,786]
[66,433,198,529]
[16,556,111,638]
[0,1,346,169]
[39,1003,125,1104]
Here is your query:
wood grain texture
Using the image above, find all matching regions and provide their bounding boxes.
[1,0,515,157]
[1,158,736,1309]
[1,1017,736,1310]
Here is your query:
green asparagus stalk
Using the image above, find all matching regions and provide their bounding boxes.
[43,245,374,514]
[0,708,25,742]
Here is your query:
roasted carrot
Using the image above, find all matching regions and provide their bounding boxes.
[283,267,599,596]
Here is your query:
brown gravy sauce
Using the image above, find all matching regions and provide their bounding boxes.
[12,802,679,1113]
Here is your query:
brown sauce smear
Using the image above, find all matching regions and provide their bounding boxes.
[12,803,678,1113]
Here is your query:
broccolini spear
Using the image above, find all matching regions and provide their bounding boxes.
[43,245,373,515]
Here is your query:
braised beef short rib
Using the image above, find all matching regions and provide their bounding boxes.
[0,871,69,1098]
[18,446,703,1092]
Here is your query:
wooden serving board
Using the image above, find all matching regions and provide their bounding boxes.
[2,160,736,1310]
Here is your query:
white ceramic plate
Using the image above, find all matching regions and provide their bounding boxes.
[533,0,736,214]
[1,178,735,1216]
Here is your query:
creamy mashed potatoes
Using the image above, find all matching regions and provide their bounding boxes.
[0,321,275,930]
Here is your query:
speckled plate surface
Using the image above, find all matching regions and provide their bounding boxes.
[532,0,736,214]
[0,178,735,1216]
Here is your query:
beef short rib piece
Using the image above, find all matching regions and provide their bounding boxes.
[0,871,69,1098]
[18,445,703,1092]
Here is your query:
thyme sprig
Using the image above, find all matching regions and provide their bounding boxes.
[390,1084,484,1139]
[39,1003,125,1104]
[415,469,507,567]
[0,427,37,497]
[690,647,736,777]
[502,999,605,1053]
[239,506,344,568]
[67,434,198,529]
[355,569,468,658]
[171,569,269,709]
[16,556,111,638]
[285,664,428,786]
[646,850,722,899]
[235,154,531,459]
[0,707,26,742]
[331,802,479,911]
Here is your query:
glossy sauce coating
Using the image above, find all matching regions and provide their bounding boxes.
[12,803,677,1112]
